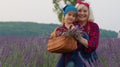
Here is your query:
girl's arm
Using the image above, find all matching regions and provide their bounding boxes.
[50,28,58,39]
[50,27,64,38]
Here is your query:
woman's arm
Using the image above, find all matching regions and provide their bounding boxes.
[77,23,100,52]
[77,37,88,48]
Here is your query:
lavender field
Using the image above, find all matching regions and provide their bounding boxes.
[0,36,120,67]
[96,38,120,67]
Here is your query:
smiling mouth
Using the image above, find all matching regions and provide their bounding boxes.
[78,15,86,18]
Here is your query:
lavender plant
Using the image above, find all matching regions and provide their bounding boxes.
[0,36,119,67]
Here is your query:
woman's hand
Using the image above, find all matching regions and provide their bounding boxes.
[78,37,88,48]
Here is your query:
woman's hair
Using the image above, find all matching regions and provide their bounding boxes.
[75,1,94,22]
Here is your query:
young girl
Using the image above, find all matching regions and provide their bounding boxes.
[49,5,87,67]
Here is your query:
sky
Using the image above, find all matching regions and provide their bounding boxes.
[0,0,120,32]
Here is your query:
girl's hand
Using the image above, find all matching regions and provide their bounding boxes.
[74,30,83,40]
[73,25,83,40]
[70,25,76,30]
[62,29,76,37]
[62,25,76,37]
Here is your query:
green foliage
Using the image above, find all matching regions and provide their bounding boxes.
[100,29,118,39]
[100,55,108,67]
[0,22,59,36]
[0,22,118,39]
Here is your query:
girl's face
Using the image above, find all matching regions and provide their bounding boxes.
[64,11,76,24]
[77,5,89,22]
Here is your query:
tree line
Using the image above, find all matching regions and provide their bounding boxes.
[0,22,118,39]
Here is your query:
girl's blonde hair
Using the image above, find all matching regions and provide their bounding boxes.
[75,2,94,22]
[61,15,65,24]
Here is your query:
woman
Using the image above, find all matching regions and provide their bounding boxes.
[75,0,100,54]
[74,0,100,66]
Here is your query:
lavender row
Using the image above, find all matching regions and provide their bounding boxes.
[0,36,120,67]
[0,36,58,67]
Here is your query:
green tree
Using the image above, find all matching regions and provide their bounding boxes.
[52,0,85,22]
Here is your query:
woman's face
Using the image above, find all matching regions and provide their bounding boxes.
[64,11,76,24]
[77,5,89,22]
